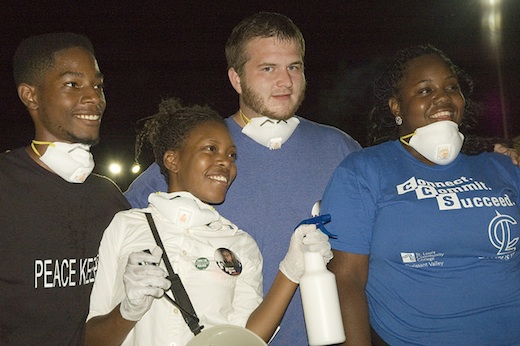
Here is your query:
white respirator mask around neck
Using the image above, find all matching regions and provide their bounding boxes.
[240,110,300,150]
[148,192,220,228]
[31,140,94,183]
[399,120,464,165]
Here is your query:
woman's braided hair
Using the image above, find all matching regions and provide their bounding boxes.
[134,98,225,178]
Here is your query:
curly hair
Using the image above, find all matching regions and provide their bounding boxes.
[225,12,305,76]
[13,32,95,86]
[368,44,480,149]
[135,98,226,178]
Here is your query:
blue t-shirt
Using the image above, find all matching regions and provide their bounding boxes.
[124,115,361,345]
[321,140,520,345]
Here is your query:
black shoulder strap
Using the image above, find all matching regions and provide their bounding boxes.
[145,212,203,335]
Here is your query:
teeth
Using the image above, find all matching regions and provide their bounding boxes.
[76,114,100,120]
[430,111,452,118]
[210,175,227,183]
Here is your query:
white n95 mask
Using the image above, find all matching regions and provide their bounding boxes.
[242,116,300,150]
[400,120,464,165]
[33,141,94,183]
[148,192,220,228]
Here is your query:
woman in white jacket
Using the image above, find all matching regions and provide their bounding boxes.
[85,98,332,345]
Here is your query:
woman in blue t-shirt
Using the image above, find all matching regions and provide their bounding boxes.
[322,44,520,345]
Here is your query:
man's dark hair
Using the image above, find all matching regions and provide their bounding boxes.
[13,32,95,86]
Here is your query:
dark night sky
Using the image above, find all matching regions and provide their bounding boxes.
[1,1,519,188]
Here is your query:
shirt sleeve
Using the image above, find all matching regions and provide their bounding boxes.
[227,234,263,326]
[321,152,377,255]
[87,213,127,321]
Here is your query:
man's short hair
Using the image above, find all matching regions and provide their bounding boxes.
[13,32,95,86]
[225,12,305,75]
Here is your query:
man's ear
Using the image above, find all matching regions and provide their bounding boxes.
[388,97,401,117]
[17,83,38,110]
[228,67,242,94]
[163,150,179,174]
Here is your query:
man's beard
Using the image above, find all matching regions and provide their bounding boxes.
[241,82,306,121]
[67,132,100,146]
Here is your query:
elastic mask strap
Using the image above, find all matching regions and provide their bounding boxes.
[239,109,251,126]
[399,132,415,147]
[31,140,54,157]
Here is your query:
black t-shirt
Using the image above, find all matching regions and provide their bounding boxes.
[0,147,130,345]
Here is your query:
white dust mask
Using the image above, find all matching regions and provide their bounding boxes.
[32,141,94,183]
[149,191,220,228]
[240,110,300,150]
[400,120,464,165]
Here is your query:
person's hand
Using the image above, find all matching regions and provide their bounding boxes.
[279,224,333,283]
[120,246,172,321]
[494,143,520,167]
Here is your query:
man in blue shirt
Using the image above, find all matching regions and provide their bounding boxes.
[125,12,360,345]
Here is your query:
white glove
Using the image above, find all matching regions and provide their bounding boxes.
[279,224,333,283]
[120,246,172,321]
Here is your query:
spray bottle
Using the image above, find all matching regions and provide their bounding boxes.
[298,201,346,346]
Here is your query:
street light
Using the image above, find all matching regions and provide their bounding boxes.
[108,162,122,175]
[481,0,507,138]
[131,163,141,174]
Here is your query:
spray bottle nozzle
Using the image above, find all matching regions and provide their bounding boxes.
[296,214,337,239]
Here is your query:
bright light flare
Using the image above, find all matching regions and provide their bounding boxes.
[480,0,507,138]
[108,162,122,175]
[481,0,502,37]
[131,163,141,174]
